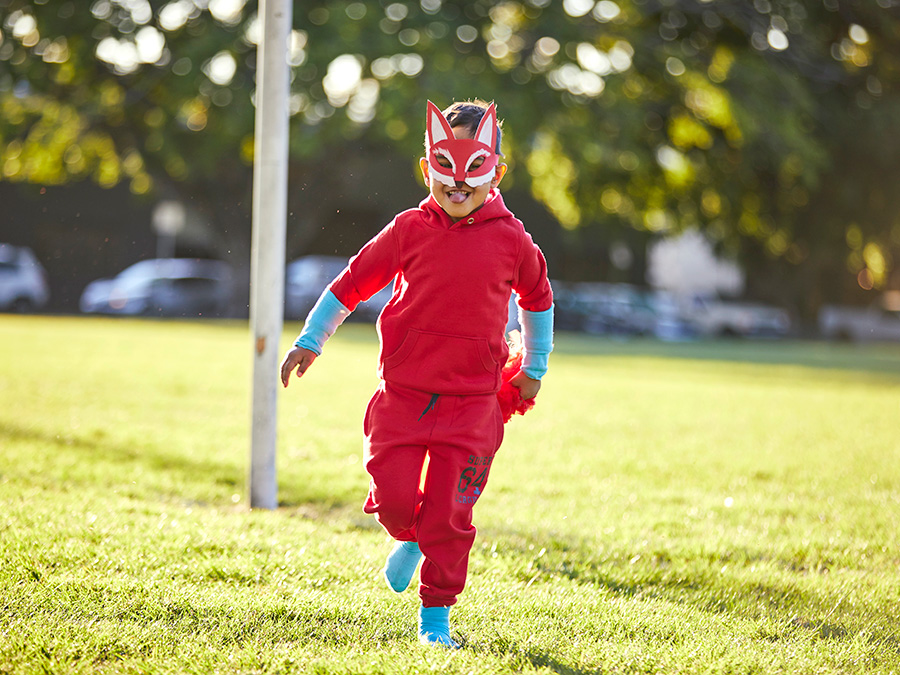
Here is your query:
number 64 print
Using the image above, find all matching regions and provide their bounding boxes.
[458,466,488,495]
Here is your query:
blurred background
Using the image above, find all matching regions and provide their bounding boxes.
[1,0,899,341]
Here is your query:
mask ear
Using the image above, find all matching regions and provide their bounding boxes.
[474,103,498,152]
[425,100,453,149]
[492,163,508,187]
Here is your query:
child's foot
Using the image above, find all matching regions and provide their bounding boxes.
[383,540,422,593]
[418,605,460,649]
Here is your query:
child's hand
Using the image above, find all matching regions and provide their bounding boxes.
[509,370,541,400]
[280,346,317,388]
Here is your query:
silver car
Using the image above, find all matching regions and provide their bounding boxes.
[0,244,50,312]
[285,255,391,322]
[79,258,232,317]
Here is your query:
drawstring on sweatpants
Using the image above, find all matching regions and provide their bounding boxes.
[418,393,440,421]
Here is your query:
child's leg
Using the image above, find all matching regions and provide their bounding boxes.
[416,393,504,609]
[363,442,427,540]
[362,384,430,591]
[362,385,503,646]
[362,384,429,541]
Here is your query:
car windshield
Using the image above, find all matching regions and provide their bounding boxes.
[117,260,164,281]
[288,259,345,285]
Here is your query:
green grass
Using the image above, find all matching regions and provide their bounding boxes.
[1,315,899,674]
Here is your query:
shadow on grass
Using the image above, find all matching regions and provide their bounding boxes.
[11,584,404,657]
[475,640,605,675]
[519,652,604,675]
[334,325,900,379]
[477,529,900,659]
[0,420,358,513]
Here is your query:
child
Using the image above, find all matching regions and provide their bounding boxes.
[280,100,554,648]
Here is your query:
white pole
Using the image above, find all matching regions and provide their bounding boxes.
[249,0,291,509]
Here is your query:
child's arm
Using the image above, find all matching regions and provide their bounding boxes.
[508,370,541,400]
[280,346,317,387]
[509,230,554,401]
[282,220,399,388]
[280,290,351,388]
[514,305,554,400]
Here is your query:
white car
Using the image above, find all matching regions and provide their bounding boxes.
[0,244,50,312]
[819,292,900,342]
[681,294,791,338]
[79,258,232,317]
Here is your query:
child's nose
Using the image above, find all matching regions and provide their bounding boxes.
[454,180,465,189]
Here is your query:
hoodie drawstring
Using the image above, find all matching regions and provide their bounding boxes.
[418,393,440,421]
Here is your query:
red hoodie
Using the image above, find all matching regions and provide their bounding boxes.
[329,191,553,395]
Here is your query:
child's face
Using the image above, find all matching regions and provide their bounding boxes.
[419,125,508,222]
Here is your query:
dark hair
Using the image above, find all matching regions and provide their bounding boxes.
[427,100,503,155]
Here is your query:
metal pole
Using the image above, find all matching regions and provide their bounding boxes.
[249,0,291,509]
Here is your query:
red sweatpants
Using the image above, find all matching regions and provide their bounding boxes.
[362,382,504,607]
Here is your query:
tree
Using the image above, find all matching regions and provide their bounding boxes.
[2,0,899,315]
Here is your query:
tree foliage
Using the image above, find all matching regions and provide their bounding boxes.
[1,0,899,309]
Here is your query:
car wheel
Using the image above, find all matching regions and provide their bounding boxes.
[834,329,854,342]
[11,298,33,313]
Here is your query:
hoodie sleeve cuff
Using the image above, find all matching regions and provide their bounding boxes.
[518,305,554,380]
[293,290,351,355]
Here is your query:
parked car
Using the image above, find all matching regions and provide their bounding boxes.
[79,258,232,317]
[551,282,618,334]
[818,292,900,342]
[550,281,587,332]
[285,255,391,322]
[571,283,648,336]
[646,290,698,341]
[679,294,791,338]
[0,243,50,312]
[284,256,346,320]
[552,281,673,337]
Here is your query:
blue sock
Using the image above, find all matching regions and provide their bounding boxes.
[418,605,460,649]
[383,541,422,593]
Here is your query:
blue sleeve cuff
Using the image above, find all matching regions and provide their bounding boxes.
[293,290,351,356]
[518,305,554,380]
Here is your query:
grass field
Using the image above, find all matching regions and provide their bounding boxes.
[1,315,899,674]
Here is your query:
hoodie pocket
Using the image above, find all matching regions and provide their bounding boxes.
[382,329,499,394]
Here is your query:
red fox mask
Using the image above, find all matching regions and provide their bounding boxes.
[425,100,499,189]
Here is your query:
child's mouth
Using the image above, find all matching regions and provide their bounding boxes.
[447,189,470,204]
